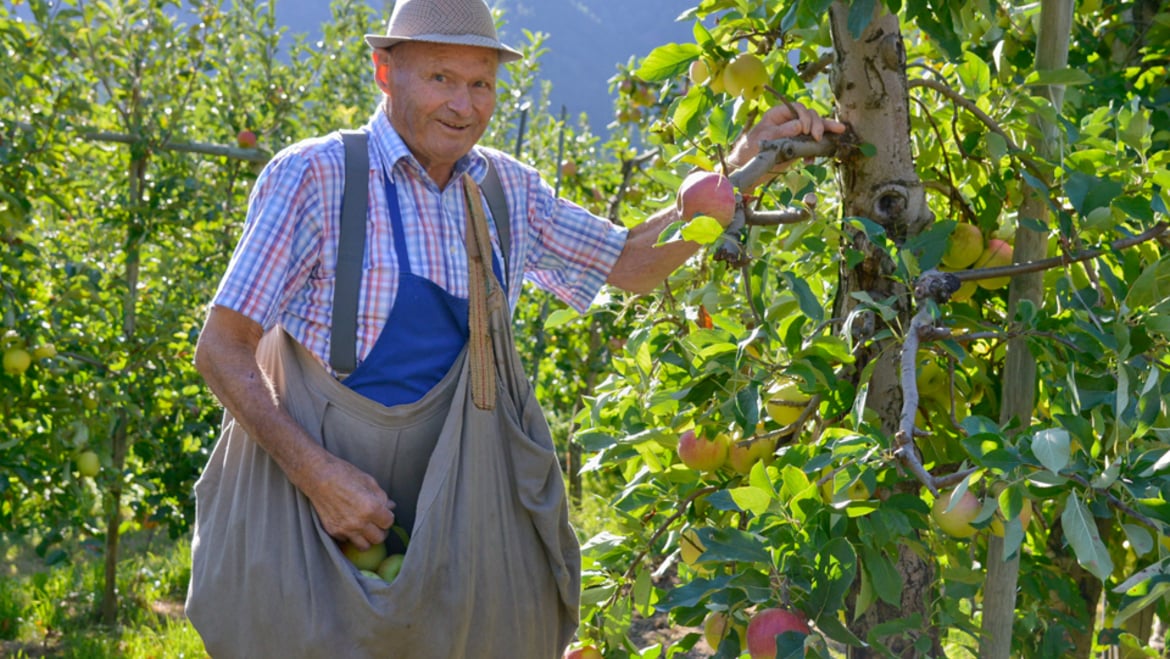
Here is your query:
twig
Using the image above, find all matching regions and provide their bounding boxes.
[744,207,810,226]
[896,306,941,495]
[602,485,719,614]
[947,222,1170,284]
[909,77,1047,186]
[1065,472,1160,534]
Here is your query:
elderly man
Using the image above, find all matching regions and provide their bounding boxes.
[186,0,843,657]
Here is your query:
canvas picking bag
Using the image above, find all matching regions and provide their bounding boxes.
[186,173,581,658]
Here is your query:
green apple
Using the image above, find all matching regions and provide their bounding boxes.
[931,489,980,538]
[31,344,57,360]
[342,541,387,571]
[375,554,405,582]
[722,53,769,100]
[3,347,31,375]
[677,429,729,472]
[942,223,983,269]
[77,450,100,478]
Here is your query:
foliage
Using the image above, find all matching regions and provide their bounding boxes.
[570,1,1170,657]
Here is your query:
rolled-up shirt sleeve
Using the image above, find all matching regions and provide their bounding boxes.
[211,151,325,330]
[523,172,628,313]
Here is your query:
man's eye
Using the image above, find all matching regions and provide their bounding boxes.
[432,74,446,82]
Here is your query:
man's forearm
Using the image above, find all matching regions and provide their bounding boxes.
[606,206,706,295]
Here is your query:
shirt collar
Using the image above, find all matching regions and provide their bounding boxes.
[365,107,488,187]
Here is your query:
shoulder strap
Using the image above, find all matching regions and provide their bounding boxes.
[481,158,511,283]
[330,129,369,376]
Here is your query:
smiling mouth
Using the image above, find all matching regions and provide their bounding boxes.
[438,119,470,131]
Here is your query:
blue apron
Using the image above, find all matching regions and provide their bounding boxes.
[342,173,505,408]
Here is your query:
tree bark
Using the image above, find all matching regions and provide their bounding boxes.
[827,2,937,656]
[980,0,1073,656]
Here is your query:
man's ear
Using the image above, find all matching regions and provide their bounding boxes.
[372,49,392,95]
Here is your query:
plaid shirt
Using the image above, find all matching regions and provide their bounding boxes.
[211,110,628,372]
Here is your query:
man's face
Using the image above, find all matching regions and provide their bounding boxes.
[375,41,498,186]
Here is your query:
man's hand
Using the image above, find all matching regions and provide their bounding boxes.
[194,305,396,551]
[304,456,396,550]
[726,101,847,190]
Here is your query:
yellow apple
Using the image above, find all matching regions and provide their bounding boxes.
[31,344,57,360]
[704,610,746,650]
[942,223,984,269]
[689,59,710,85]
[931,489,980,538]
[722,53,769,100]
[564,645,603,659]
[765,378,810,427]
[679,528,708,567]
[726,437,774,475]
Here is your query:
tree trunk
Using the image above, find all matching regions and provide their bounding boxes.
[980,0,1073,656]
[827,2,936,655]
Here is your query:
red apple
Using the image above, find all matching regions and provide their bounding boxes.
[564,645,603,659]
[973,238,1014,289]
[678,170,736,227]
[677,429,729,472]
[560,159,578,178]
[236,129,257,149]
[746,608,810,659]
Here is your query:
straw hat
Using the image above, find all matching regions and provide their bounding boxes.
[364,0,522,63]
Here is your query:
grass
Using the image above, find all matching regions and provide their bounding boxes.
[0,482,613,658]
[0,530,206,658]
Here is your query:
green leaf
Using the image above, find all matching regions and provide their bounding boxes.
[730,486,773,516]
[543,307,579,330]
[860,544,902,606]
[1065,171,1123,215]
[681,215,726,245]
[700,527,772,564]
[1062,495,1114,581]
[1033,428,1071,475]
[779,272,825,322]
[636,43,702,82]
[1126,256,1170,310]
[1024,68,1094,87]
[957,51,991,97]
[847,0,876,38]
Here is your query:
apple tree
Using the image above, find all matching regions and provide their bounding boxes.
[572,0,1170,657]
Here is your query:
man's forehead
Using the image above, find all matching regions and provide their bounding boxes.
[392,41,500,68]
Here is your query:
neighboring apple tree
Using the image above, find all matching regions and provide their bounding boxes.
[0,0,630,627]
[572,1,1169,657]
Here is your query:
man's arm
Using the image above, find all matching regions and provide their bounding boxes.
[194,305,395,550]
[607,102,846,295]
